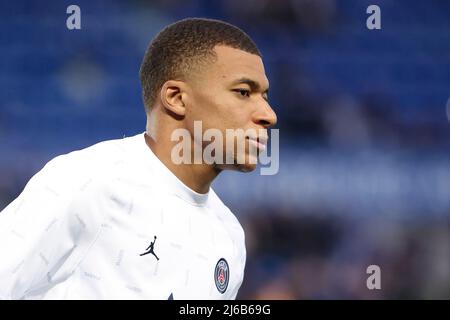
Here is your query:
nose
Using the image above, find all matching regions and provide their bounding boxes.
[253,101,278,128]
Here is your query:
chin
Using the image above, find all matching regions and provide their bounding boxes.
[238,162,257,172]
[215,151,260,172]
[232,162,258,173]
[215,162,257,173]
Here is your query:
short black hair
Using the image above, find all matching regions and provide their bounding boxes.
[139,18,261,112]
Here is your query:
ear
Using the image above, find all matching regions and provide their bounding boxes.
[160,80,187,117]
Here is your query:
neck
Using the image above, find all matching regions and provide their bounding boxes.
[144,115,221,194]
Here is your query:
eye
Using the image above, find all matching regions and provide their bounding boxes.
[234,89,250,97]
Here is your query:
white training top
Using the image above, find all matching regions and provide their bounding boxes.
[0,133,246,300]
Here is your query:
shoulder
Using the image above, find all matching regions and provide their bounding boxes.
[208,189,247,271]
[30,136,143,243]
[57,134,138,170]
[208,189,245,242]
[38,134,141,185]
[16,134,145,217]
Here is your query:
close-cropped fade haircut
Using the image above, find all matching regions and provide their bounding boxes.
[139,18,261,112]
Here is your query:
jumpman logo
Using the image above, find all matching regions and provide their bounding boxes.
[140,235,159,260]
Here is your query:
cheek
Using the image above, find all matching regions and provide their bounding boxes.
[193,93,228,124]
[185,91,212,124]
[189,89,219,115]
[188,89,249,131]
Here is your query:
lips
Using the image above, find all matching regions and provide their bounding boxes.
[246,136,268,151]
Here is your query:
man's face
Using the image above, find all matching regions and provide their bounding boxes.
[184,45,277,172]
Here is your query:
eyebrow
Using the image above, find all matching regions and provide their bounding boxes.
[231,77,269,94]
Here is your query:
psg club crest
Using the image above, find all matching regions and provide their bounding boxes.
[214,258,229,294]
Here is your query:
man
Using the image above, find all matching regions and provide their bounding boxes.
[0,18,277,299]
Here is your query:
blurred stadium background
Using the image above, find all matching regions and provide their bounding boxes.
[1,0,449,299]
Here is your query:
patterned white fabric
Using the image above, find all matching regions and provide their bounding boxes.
[0,133,245,300]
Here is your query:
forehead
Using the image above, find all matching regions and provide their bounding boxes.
[205,45,269,88]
